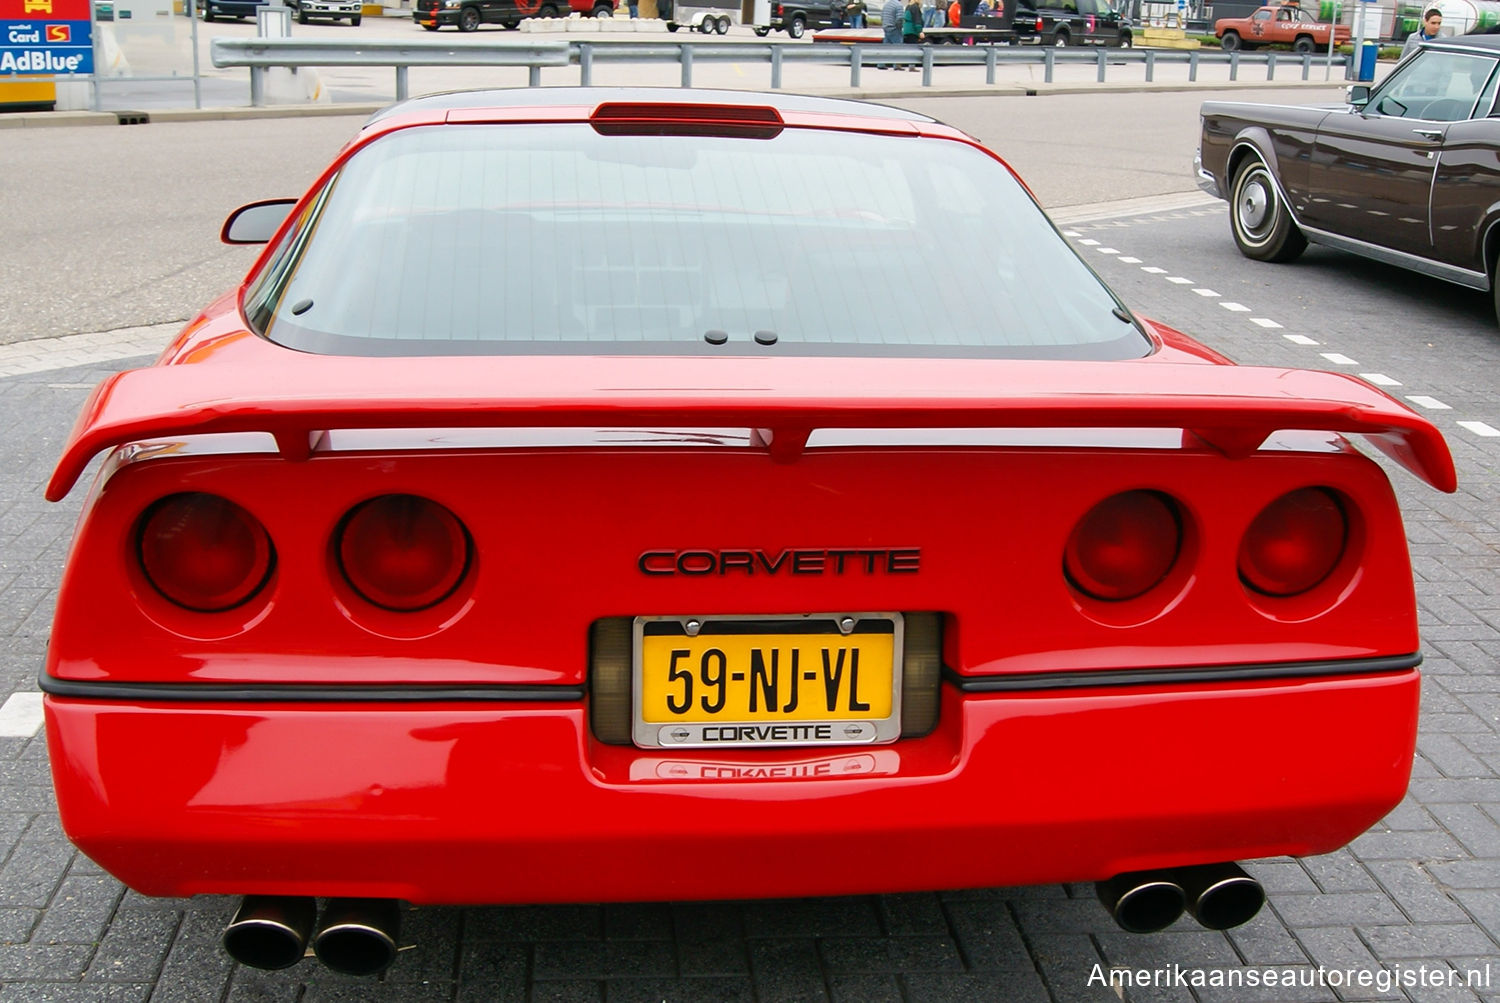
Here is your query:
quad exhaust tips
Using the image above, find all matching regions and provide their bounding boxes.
[1096,862,1264,933]
[222,896,400,975]
[222,896,317,971]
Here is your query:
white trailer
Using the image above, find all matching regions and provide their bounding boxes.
[665,0,740,30]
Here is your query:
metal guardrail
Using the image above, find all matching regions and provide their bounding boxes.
[212,37,572,104]
[211,36,1351,106]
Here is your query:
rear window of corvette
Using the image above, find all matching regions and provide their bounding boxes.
[245,123,1149,360]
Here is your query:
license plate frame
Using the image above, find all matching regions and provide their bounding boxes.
[631,612,904,749]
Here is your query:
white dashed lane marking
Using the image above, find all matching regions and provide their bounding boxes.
[1407,396,1452,410]
[0,693,44,738]
[1062,215,1499,444]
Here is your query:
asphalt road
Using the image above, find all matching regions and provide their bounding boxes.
[0,87,1497,1002]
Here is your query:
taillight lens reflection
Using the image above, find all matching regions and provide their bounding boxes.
[337,495,470,611]
[138,493,274,612]
[1238,487,1347,597]
[1065,490,1182,601]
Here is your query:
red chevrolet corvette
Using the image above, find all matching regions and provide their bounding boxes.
[43,88,1455,976]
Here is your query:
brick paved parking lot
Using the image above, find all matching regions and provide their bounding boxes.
[0,130,1497,1000]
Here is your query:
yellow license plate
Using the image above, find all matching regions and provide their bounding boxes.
[632,614,902,749]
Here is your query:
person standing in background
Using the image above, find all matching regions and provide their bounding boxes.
[1401,8,1442,59]
[880,0,903,64]
[847,0,867,26]
[902,0,924,64]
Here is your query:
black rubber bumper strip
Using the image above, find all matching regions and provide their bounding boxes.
[946,653,1422,693]
[40,653,1420,704]
[38,673,585,704]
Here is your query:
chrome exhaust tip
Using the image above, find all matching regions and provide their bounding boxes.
[222,895,317,970]
[313,898,401,976]
[1095,871,1186,934]
[1177,862,1265,930]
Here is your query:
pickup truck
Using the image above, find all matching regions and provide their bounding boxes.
[1214,3,1350,52]
[1013,0,1133,46]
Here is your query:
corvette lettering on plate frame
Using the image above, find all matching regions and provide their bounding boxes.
[632,613,904,748]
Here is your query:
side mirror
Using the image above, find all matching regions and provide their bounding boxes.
[1347,84,1371,107]
[221,199,297,245]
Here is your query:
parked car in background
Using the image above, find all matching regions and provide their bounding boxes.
[414,0,611,30]
[40,86,1454,984]
[288,0,363,23]
[198,0,267,19]
[751,0,835,37]
[1213,2,1350,52]
[1197,33,1500,323]
[1012,0,1133,46]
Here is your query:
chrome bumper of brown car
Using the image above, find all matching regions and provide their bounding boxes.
[1194,152,1221,199]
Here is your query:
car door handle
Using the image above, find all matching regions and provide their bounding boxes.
[1412,128,1443,141]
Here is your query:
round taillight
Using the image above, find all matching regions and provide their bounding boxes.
[1239,487,1346,597]
[1064,490,1182,601]
[338,495,469,611]
[138,493,274,612]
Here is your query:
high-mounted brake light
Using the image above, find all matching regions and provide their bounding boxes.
[589,102,784,138]
[138,493,274,612]
[1238,487,1347,597]
[337,495,470,611]
[1064,491,1182,602]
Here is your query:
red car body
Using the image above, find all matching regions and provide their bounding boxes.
[43,91,1453,922]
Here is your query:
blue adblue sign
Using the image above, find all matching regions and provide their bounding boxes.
[1,0,94,75]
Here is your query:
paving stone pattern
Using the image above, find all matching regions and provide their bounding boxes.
[0,211,1497,1000]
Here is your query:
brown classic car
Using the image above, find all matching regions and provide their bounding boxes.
[1196,33,1500,323]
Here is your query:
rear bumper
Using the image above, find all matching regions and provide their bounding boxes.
[412,8,457,24]
[45,667,1419,903]
[1194,151,1222,199]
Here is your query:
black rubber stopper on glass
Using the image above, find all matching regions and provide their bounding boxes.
[704,330,729,345]
[754,330,778,345]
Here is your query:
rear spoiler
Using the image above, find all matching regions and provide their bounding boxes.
[47,356,1456,500]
